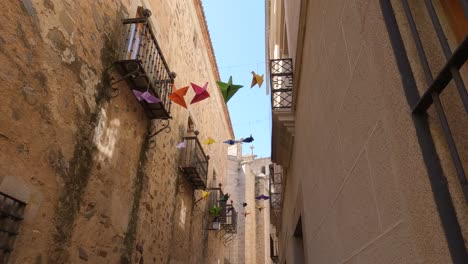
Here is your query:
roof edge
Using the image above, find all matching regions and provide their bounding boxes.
[193,0,235,139]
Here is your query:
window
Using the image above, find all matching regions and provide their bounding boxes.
[187,116,195,134]
[212,169,217,188]
[0,192,26,263]
[293,217,305,264]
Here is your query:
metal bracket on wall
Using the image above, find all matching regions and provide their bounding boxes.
[146,118,172,149]
[105,62,141,98]
[175,173,186,194]
[193,194,205,212]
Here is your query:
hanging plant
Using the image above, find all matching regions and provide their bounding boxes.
[209,205,221,217]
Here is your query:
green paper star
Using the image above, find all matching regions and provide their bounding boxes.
[220,193,231,202]
[217,76,243,103]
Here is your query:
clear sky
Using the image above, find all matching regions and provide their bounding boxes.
[202,0,271,158]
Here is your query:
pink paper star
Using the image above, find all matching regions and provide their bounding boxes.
[190,82,210,104]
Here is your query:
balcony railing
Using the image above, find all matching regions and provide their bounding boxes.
[114,16,175,120]
[0,192,26,264]
[208,188,237,234]
[221,202,237,234]
[180,132,209,190]
[269,164,283,227]
[270,59,293,110]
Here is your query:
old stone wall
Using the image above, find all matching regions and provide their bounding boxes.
[0,0,233,263]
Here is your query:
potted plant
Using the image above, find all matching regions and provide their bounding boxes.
[209,205,222,230]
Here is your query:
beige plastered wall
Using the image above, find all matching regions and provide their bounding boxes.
[276,0,467,263]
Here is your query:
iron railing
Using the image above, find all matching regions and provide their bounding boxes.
[180,132,209,190]
[399,0,468,202]
[208,188,237,234]
[0,192,26,264]
[269,164,283,227]
[380,0,468,262]
[114,17,175,119]
[270,58,293,110]
[221,203,237,234]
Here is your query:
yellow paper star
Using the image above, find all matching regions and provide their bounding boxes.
[250,71,264,88]
[201,190,211,199]
[203,137,216,145]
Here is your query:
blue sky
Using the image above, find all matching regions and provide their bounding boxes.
[202,0,271,158]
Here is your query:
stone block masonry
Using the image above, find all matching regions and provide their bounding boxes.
[0,0,233,263]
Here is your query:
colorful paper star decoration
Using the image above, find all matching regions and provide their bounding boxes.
[190,82,210,104]
[255,194,270,200]
[168,84,189,108]
[242,135,254,143]
[217,76,243,103]
[175,140,187,149]
[201,190,211,199]
[203,137,216,145]
[250,71,264,88]
[132,90,161,104]
[223,139,239,145]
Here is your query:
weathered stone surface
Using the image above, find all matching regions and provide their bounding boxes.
[98,250,107,258]
[22,85,38,105]
[35,254,42,264]
[1,1,232,264]
[136,243,143,253]
[78,247,88,261]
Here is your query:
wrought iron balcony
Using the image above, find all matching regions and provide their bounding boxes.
[269,164,283,227]
[270,58,293,110]
[114,16,175,120]
[180,131,209,190]
[221,202,237,234]
[207,188,237,234]
[0,192,26,263]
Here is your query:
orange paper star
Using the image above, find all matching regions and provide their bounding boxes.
[168,84,189,108]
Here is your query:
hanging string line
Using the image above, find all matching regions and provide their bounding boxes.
[218,61,266,70]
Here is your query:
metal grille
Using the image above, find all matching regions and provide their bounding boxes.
[0,192,26,264]
[114,17,175,120]
[269,164,283,227]
[221,203,237,234]
[207,188,237,234]
[180,134,209,190]
[380,0,468,262]
[400,0,468,201]
[270,59,294,110]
